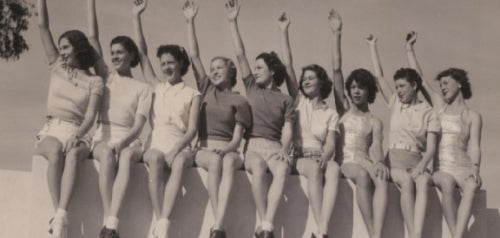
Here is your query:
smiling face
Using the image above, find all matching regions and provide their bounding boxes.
[439,76,461,103]
[349,80,369,105]
[110,43,133,72]
[58,37,78,67]
[254,58,273,87]
[395,78,417,104]
[301,70,321,98]
[159,53,182,81]
[209,58,232,88]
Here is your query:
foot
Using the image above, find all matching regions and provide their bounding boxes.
[99,227,120,238]
[261,230,275,238]
[155,219,169,238]
[311,233,328,238]
[210,228,227,238]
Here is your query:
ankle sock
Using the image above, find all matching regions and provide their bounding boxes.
[105,216,119,230]
[261,221,273,231]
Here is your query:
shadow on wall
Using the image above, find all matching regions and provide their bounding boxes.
[31,156,490,238]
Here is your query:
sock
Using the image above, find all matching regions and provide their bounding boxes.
[105,216,119,230]
[55,208,67,221]
[261,221,273,231]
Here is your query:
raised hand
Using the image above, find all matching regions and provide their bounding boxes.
[328,9,342,32]
[133,0,147,15]
[278,12,290,31]
[406,31,417,48]
[225,0,240,21]
[182,1,198,21]
[365,34,377,45]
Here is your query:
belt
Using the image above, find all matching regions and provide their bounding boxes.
[390,142,420,153]
[47,116,81,126]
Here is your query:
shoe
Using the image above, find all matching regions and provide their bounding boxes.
[99,227,120,238]
[261,230,275,238]
[311,233,328,238]
[210,228,226,238]
[50,217,68,238]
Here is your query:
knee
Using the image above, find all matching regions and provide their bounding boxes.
[356,169,372,188]
[251,159,268,176]
[324,162,340,181]
[434,174,456,193]
[120,148,139,165]
[171,153,191,171]
[207,157,222,174]
[416,174,431,190]
[143,150,165,172]
[43,143,64,164]
[463,181,478,195]
[222,155,239,172]
[308,163,323,181]
[273,163,290,180]
[397,174,415,193]
[66,146,89,163]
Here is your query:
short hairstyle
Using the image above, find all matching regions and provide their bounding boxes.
[393,68,422,92]
[436,68,472,99]
[211,56,237,87]
[299,64,332,99]
[255,51,288,86]
[156,44,190,76]
[111,36,140,68]
[345,68,378,104]
[58,30,97,69]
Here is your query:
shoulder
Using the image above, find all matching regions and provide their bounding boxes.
[370,116,383,131]
[467,109,482,125]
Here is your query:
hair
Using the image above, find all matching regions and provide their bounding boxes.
[58,30,97,69]
[211,56,238,87]
[435,67,472,99]
[345,68,378,104]
[156,44,190,76]
[110,36,140,68]
[393,68,422,92]
[299,64,332,99]
[255,51,288,86]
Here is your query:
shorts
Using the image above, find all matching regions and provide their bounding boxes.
[92,123,142,151]
[387,148,423,171]
[147,126,193,166]
[245,138,282,162]
[294,147,323,160]
[194,139,244,164]
[36,117,90,148]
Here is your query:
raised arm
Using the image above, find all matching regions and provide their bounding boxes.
[366,34,393,104]
[37,0,59,64]
[133,0,159,85]
[183,1,206,82]
[278,12,299,99]
[87,0,102,56]
[225,0,252,80]
[405,31,443,108]
[329,9,348,115]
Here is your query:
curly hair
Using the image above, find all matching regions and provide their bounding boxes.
[435,68,472,99]
[255,51,288,87]
[156,44,190,76]
[299,64,332,99]
[111,36,140,68]
[393,68,422,92]
[211,56,237,87]
[345,68,378,104]
[58,30,97,69]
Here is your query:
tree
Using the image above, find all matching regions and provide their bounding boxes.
[0,0,34,61]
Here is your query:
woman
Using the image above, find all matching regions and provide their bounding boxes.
[133,1,201,237]
[405,32,483,238]
[329,10,389,238]
[278,12,340,238]
[225,1,295,237]
[183,2,252,237]
[35,0,103,237]
[366,34,439,238]
[86,0,152,237]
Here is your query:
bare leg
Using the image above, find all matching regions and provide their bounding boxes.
[244,153,269,223]
[414,173,431,238]
[391,169,415,237]
[194,151,222,222]
[318,160,340,236]
[160,151,192,219]
[454,179,478,238]
[262,159,290,229]
[372,176,388,238]
[296,159,323,232]
[214,153,243,229]
[143,149,166,219]
[94,142,116,219]
[433,171,458,236]
[36,136,64,210]
[58,144,89,210]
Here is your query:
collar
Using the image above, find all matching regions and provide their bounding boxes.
[161,80,185,95]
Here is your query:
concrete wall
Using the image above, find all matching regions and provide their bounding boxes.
[28,156,489,238]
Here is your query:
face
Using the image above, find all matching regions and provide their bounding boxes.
[301,70,321,98]
[58,37,78,67]
[349,80,368,105]
[395,78,417,104]
[254,59,273,87]
[209,59,231,88]
[159,53,182,80]
[439,76,461,103]
[111,43,133,72]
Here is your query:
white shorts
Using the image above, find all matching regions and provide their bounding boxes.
[36,117,90,148]
[92,123,141,151]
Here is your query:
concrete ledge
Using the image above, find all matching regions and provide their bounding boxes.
[31,156,488,238]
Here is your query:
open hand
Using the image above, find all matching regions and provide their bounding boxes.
[182,1,198,21]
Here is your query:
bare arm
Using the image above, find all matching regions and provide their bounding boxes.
[405,31,443,108]
[38,0,59,64]
[370,118,389,180]
[213,123,245,157]
[320,130,336,169]
[112,114,147,154]
[133,0,159,85]
[468,111,482,184]
[169,96,201,155]
[281,121,294,165]
[87,0,102,57]
[183,1,207,82]
[411,132,438,178]
[225,0,252,80]
[366,35,393,105]
[278,12,299,99]
[329,9,348,115]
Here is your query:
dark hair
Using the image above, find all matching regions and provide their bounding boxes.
[58,30,97,69]
[111,36,139,67]
[345,68,378,104]
[299,64,332,99]
[156,44,190,76]
[393,68,422,92]
[436,68,472,99]
[255,51,288,86]
[211,56,237,87]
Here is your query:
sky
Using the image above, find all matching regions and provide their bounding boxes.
[1,0,500,207]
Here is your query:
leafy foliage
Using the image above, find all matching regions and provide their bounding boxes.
[0,0,34,61]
